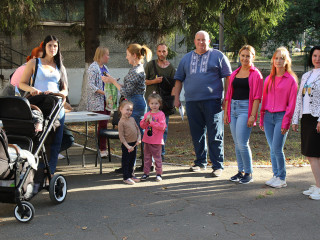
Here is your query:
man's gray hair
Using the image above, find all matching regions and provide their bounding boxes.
[195,30,210,39]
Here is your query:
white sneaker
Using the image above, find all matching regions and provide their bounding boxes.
[100,151,108,158]
[270,177,287,188]
[123,178,135,185]
[309,187,320,200]
[58,154,65,160]
[265,176,277,186]
[303,185,316,196]
[156,175,162,182]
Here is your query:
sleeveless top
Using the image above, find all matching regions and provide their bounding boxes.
[33,58,61,93]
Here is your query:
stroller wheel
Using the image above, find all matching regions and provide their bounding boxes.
[49,174,67,204]
[14,201,35,223]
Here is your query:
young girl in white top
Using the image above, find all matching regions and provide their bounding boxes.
[140,93,166,181]
[118,100,141,185]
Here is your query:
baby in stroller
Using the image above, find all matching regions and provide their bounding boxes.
[0,94,67,223]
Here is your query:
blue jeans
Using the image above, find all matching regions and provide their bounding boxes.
[263,111,288,180]
[230,100,253,174]
[162,115,169,156]
[49,108,65,174]
[127,94,147,136]
[186,99,224,170]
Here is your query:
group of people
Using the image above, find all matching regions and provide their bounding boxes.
[12,31,320,200]
[173,31,320,200]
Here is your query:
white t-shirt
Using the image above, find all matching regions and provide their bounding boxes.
[303,68,320,114]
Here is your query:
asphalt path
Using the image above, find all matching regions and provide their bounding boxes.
[1,154,319,240]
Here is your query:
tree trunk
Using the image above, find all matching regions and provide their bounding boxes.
[77,0,100,111]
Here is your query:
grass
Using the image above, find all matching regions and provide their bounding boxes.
[66,112,308,167]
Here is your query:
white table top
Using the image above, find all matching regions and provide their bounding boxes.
[0,111,110,127]
[64,111,110,123]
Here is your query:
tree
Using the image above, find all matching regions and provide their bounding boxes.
[0,0,45,35]
[271,0,320,48]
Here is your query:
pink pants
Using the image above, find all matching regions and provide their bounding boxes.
[143,143,162,175]
[94,108,110,151]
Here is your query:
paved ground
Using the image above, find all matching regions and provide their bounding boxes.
[0,152,319,240]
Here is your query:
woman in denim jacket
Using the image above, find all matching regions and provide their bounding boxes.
[292,46,320,200]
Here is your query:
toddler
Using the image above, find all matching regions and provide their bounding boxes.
[140,93,166,181]
[118,100,141,185]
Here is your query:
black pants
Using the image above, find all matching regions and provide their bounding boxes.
[122,142,137,180]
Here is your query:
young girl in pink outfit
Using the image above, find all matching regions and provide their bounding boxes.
[140,93,167,181]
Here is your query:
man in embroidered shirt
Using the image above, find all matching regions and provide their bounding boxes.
[174,30,232,176]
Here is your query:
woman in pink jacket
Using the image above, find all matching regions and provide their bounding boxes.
[260,47,298,188]
[224,45,263,184]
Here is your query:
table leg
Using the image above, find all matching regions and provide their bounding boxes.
[82,121,88,167]
[94,121,102,174]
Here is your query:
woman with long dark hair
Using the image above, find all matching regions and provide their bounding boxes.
[19,35,68,175]
[292,46,320,200]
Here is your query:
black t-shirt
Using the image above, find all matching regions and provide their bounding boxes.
[232,77,249,100]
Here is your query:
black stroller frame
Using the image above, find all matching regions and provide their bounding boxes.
[0,93,68,223]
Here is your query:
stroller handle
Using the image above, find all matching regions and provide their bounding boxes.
[50,92,66,106]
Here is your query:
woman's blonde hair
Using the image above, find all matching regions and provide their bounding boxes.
[127,44,152,63]
[93,46,109,62]
[238,45,255,56]
[147,93,162,107]
[266,47,297,93]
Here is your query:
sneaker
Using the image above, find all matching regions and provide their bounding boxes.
[123,178,135,185]
[265,176,277,186]
[140,174,149,181]
[189,165,206,172]
[131,177,140,183]
[239,173,253,184]
[230,172,244,182]
[309,187,320,200]
[303,185,316,196]
[270,177,287,188]
[100,151,108,158]
[211,169,223,177]
[58,154,65,160]
[156,175,162,182]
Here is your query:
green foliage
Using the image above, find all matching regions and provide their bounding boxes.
[271,0,320,47]
[0,0,46,35]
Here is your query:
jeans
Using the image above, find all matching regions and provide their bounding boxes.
[121,142,137,180]
[127,94,147,136]
[263,111,288,180]
[230,100,253,174]
[49,108,65,174]
[59,126,74,152]
[186,99,224,170]
[162,115,169,156]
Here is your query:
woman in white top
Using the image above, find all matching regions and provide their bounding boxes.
[292,46,320,200]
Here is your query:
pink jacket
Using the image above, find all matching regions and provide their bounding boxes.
[260,72,298,129]
[225,65,264,125]
[140,111,166,145]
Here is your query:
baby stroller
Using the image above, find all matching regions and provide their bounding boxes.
[0,93,67,223]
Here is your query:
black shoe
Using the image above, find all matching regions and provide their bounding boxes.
[230,172,244,182]
[135,166,144,172]
[140,174,149,180]
[114,167,123,173]
[239,173,253,184]
[150,166,154,172]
